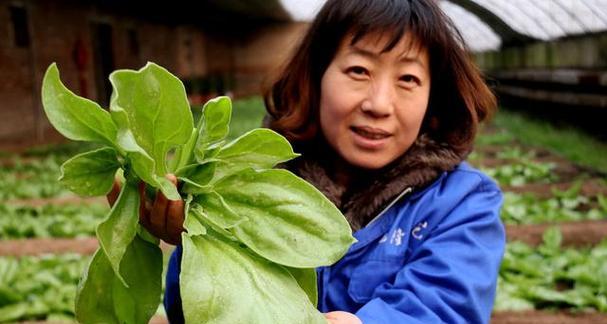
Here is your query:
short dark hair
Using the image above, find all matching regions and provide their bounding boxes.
[264,0,496,152]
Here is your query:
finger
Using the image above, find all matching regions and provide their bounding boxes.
[324,313,337,320]
[106,180,121,207]
[324,312,359,324]
[163,173,183,244]
[165,199,185,245]
[150,186,170,239]
[166,173,177,184]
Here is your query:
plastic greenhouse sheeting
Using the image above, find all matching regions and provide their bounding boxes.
[280,0,607,53]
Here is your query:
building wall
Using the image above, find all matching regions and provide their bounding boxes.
[233,22,308,97]
[0,0,208,149]
[0,0,309,149]
[0,1,38,144]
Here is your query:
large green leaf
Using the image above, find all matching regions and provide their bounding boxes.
[59,147,120,196]
[177,161,217,188]
[96,181,140,285]
[75,236,162,324]
[217,128,299,167]
[169,127,198,172]
[215,168,355,268]
[188,203,237,241]
[180,231,326,324]
[211,129,300,182]
[111,106,180,200]
[194,96,232,162]
[193,191,247,229]
[285,267,319,307]
[41,64,117,146]
[109,62,193,175]
[183,199,207,237]
[112,235,163,323]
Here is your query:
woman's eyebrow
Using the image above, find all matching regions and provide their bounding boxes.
[399,55,427,69]
[347,46,379,61]
[348,46,426,68]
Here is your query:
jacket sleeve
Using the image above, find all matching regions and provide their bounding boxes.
[355,182,505,324]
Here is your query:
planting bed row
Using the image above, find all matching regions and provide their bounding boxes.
[1,108,605,322]
[2,229,605,323]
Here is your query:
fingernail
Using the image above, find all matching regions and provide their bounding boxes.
[166,173,177,185]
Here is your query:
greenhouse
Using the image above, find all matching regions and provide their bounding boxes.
[0,0,606,323]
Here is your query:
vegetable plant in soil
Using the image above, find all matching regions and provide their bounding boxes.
[41,63,356,324]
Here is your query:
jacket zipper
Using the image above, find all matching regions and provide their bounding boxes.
[365,187,413,227]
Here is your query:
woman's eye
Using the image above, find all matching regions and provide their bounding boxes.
[346,66,368,78]
[399,74,420,86]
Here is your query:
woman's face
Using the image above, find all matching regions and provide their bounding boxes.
[319,32,431,169]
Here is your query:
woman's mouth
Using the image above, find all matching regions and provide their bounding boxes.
[350,126,392,149]
[351,126,391,139]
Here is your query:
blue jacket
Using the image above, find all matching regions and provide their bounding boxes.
[164,162,505,323]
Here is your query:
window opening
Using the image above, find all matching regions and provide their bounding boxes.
[9,6,30,48]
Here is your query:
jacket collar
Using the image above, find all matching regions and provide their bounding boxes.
[284,133,470,231]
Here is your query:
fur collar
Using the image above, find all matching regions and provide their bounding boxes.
[284,134,470,231]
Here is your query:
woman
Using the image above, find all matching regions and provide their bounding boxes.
[131,0,505,322]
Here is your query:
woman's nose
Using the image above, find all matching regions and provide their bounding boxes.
[362,80,394,118]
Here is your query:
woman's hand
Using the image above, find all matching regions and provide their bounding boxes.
[106,174,185,245]
[325,311,362,324]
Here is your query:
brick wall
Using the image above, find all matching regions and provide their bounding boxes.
[233,22,309,96]
[0,1,307,150]
[0,1,208,149]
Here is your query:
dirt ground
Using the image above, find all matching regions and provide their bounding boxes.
[471,141,607,248]
[3,128,607,323]
[506,220,607,247]
[0,237,174,257]
[491,310,607,324]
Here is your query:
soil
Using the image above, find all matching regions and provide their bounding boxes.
[0,156,44,168]
[0,237,174,257]
[472,154,605,188]
[491,310,607,324]
[4,127,607,322]
[5,196,106,207]
[474,140,607,250]
[502,179,607,199]
[3,219,604,257]
[0,238,98,256]
[506,220,607,247]
[19,311,607,324]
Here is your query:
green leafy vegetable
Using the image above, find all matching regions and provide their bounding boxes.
[500,190,606,225]
[180,230,326,324]
[195,96,232,162]
[0,254,89,322]
[496,229,607,313]
[59,147,120,197]
[96,180,141,286]
[109,62,193,175]
[75,236,162,323]
[41,62,355,323]
[211,168,352,268]
[42,64,117,146]
[0,203,108,239]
